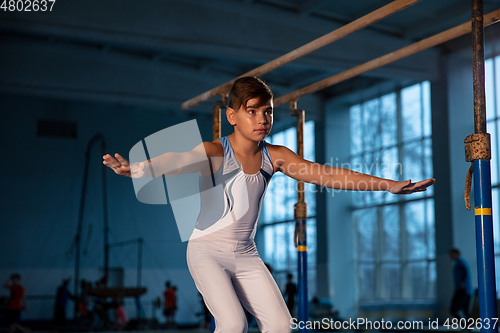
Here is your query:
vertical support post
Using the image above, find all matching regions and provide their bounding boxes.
[290,101,309,332]
[137,238,143,320]
[74,134,106,318]
[472,0,487,135]
[213,93,228,140]
[210,94,228,333]
[471,0,497,331]
[102,137,110,288]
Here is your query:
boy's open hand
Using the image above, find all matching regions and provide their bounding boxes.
[103,153,145,178]
[388,178,435,194]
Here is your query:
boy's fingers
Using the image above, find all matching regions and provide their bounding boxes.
[103,156,121,168]
[115,153,130,166]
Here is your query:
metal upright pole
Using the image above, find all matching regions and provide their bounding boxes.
[74,134,106,318]
[470,0,497,331]
[102,137,110,286]
[137,238,143,320]
[291,101,308,332]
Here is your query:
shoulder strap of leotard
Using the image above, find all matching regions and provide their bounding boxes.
[219,137,240,175]
[259,140,274,181]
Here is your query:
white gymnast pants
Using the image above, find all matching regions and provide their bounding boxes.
[187,238,292,333]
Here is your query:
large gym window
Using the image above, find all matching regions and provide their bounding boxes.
[261,122,317,299]
[486,56,500,291]
[350,82,436,302]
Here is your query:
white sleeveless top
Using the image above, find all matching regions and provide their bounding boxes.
[189,137,274,243]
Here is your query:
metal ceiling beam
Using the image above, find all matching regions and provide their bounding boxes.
[403,2,472,39]
[183,0,414,43]
[298,0,328,15]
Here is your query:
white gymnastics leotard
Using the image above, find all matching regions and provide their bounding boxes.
[187,136,292,333]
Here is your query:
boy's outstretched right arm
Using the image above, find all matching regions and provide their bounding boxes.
[103,141,221,178]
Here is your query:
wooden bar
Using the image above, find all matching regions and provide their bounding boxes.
[274,9,500,107]
[472,0,487,134]
[181,0,422,110]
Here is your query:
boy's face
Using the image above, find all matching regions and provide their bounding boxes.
[228,97,273,141]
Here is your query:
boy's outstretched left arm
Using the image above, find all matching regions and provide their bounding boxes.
[272,145,435,194]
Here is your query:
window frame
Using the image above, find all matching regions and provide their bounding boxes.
[350,82,436,303]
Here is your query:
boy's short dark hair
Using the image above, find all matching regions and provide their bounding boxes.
[10,273,21,280]
[449,248,460,256]
[229,76,273,111]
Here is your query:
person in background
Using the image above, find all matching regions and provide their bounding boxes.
[76,280,91,325]
[3,273,29,333]
[449,248,472,319]
[163,281,177,326]
[283,273,297,317]
[53,278,75,328]
[113,298,128,331]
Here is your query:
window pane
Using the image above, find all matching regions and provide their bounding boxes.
[307,219,317,267]
[381,263,401,299]
[273,131,285,145]
[427,199,436,259]
[382,147,400,203]
[402,83,423,142]
[496,56,500,117]
[493,189,500,254]
[263,181,274,223]
[359,264,376,300]
[403,140,425,199]
[306,182,316,216]
[490,120,498,186]
[273,175,287,220]
[287,222,297,267]
[486,58,495,121]
[351,155,365,207]
[406,201,427,260]
[286,178,297,220]
[351,105,363,155]
[356,208,378,261]
[363,151,383,205]
[428,261,437,298]
[423,81,432,137]
[304,121,315,162]
[407,261,428,299]
[286,127,296,152]
[381,93,397,147]
[381,147,399,180]
[496,256,500,294]
[363,99,381,150]
[424,138,434,196]
[382,205,400,260]
[275,224,287,271]
[264,227,275,266]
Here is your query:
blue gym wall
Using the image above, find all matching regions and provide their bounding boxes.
[0,93,213,322]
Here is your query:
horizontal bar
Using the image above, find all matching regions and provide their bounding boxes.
[181,0,422,110]
[274,9,500,107]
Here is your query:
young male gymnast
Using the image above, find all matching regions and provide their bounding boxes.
[103,76,435,333]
